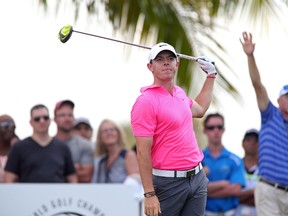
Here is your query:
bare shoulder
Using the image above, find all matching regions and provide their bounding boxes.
[125,149,137,158]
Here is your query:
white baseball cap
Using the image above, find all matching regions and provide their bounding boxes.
[148,42,177,63]
[279,84,288,97]
[243,129,259,141]
[74,117,92,129]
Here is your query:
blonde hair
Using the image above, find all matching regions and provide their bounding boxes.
[94,119,128,156]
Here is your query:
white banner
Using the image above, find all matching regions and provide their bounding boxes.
[0,184,139,216]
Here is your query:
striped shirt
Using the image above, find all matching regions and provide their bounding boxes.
[259,101,288,186]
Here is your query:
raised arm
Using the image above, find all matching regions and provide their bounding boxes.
[192,57,216,117]
[240,32,269,111]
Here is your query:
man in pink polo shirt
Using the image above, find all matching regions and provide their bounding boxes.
[131,42,217,216]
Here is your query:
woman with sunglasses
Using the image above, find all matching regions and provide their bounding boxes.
[0,114,17,182]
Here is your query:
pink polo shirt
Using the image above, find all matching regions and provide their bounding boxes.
[131,85,203,170]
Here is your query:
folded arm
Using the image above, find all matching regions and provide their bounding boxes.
[208,181,242,198]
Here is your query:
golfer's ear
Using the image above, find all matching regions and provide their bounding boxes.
[147,63,153,71]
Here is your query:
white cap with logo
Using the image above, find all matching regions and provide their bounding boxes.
[147,42,177,63]
[279,84,288,97]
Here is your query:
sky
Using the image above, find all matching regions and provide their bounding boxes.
[1,0,288,157]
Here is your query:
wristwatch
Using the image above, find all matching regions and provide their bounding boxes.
[144,191,156,198]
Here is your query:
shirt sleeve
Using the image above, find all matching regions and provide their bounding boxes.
[131,95,157,137]
[230,156,246,187]
[261,100,275,124]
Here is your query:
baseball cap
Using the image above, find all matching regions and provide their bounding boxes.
[74,117,92,129]
[148,42,177,63]
[243,129,259,141]
[54,100,74,115]
[279,84,288,97]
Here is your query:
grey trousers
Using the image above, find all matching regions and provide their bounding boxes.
[153,169,208,216]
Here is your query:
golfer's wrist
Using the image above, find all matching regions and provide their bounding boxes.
[206,74,216,78]
[144,191,156,198]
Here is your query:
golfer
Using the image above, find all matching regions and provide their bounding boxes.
[131,42,216,216]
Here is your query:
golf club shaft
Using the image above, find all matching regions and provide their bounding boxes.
[73,30,150,50]
[73,30,197,61]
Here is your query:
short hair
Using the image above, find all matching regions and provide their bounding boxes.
[30,104,49,116]
[203,113,224,127]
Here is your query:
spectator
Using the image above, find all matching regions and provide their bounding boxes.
[202,113,246,216]
[4,104,77,183]
[92,119,140,184]
[73,117,93,140]
[236,129,259,216]
[54,100,94,183]
[0,114,17,182]
[240,32,288,216]
[131,42,216,216]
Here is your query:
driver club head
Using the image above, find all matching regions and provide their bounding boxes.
[58,25,73,43]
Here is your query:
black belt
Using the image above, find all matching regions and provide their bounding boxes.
[260,177,288,192]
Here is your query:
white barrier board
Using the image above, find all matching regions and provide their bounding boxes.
[0,184,138,216]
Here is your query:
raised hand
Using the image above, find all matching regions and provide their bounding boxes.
[240,32,255,56]
[196,56,217,75]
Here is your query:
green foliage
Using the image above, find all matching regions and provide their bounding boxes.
[39,0,287,144]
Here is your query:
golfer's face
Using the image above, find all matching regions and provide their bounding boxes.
[149,50,179,82]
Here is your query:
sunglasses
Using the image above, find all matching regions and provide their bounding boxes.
[33,115,50,122]
[101,128,117,134]
[205,125,224,130]
[0,121,16,130]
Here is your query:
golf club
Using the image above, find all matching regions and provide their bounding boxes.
[58,25,197,62]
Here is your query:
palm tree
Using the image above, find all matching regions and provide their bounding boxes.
[40,0,286,99]
[39,0,287,147]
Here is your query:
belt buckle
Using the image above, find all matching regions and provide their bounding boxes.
[186,169,195,178]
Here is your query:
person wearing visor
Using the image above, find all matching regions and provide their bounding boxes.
[131,42,216,216]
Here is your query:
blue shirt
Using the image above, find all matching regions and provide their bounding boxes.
[203,147,246,212]
[259,101,288,186]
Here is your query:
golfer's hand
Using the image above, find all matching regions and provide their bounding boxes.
[196,56,217,75]
[144,196,161,216]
